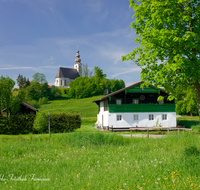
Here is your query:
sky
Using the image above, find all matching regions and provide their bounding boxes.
[0,0,141,87]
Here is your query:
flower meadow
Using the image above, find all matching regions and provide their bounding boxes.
[0,132,200,189]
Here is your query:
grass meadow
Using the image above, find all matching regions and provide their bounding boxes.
[0,131,200,190]
[1,96,200,189]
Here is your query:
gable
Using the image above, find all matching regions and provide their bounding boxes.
[125,84,160,94]
[93,81,169,103]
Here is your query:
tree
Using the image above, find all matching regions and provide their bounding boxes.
[0,76,24,126]
[32,73,47,84]
[122,0,200,120]
[68,66,125,99]
[82,63,93,77]
[176,86,198,116]
[94,67,106,80]
[16,74,30,89]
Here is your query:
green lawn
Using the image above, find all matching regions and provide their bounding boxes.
[0,132,200,189]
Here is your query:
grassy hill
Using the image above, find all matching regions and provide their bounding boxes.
[39,95,102,126]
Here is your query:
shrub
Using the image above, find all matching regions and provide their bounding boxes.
[33,112,81,133]
[0,115,35,135]
[33,112,48,133]
[191,125,200,133]
[27,99,40,109]
[49,113,81,133]
[38,97,48,105]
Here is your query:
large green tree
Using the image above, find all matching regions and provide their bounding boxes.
[16,74,30,89]
[32,73,47,84]
[122,0,200,119]
[0,76,24,126]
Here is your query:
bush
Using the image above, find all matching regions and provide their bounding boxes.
[38,97,48,105]
[27,99,40,109]
[0,115,36,135]
[33,112,48,133]
[191,125,200,133]
[33,112,81,133]
[50,113,81,133]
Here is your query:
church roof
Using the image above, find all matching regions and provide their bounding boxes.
[55,67,80,79]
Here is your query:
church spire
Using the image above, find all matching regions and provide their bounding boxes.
[75,49,81,64]
[74,48,82,76]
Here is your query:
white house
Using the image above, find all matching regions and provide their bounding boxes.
[54,49,82,87]
[93,81,177,130]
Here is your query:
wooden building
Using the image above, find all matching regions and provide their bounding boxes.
[2,101,38,115]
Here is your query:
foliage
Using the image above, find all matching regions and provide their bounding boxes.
[0,114,35,135]
[13,88,18,92]
[122,0,200,119]
[33,112,81,133]
[191,125,200,133]
[26,97,49,109]
[68,67,125,99]
[49,113,81,133]
[49,85,62,99]
[33,112,48,133]
[177,116,199,128]
[32,72,47,84]
[58,87,69,97]
[0,76,25,125]
[25,82,61,101]
[16,74,30,89]
[176,86,198,116]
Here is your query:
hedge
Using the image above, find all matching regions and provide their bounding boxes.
[0,112,81,135]
[33,112,81,133]
[0,115,36,135]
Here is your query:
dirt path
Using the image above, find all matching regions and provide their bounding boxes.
[119,133,165,138]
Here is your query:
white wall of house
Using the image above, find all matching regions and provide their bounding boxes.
[54,77,74,87]
[97,110,176,128]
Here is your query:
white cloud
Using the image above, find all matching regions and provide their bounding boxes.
[111,67,141,78]
[0,65,58,70]
[87,0,103,12]
[43,56,55,65]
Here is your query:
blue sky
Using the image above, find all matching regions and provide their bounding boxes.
[0,0,141,87]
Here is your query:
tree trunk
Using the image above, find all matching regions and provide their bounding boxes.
[194,81,200,123]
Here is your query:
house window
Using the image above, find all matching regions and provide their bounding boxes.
[57,80,58,84]
[65,80,66,86]
[116,99,122,105]
[117,115,122,121]
[149,114,154,120]
[61,80,62,85]
[133,99,139,104]
[133,114,138,121]
[162,114,167,120]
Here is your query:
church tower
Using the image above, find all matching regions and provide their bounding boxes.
[74,49,82,76]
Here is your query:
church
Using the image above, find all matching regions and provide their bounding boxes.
[54,49,82,87]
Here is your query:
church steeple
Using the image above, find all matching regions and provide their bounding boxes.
[74,48,82,76]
